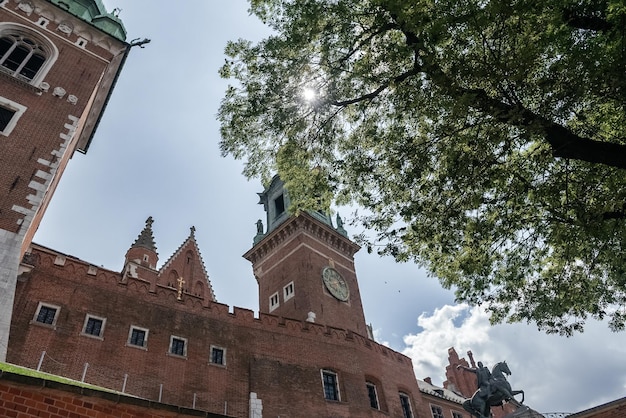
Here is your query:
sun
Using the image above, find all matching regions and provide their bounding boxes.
[302,87,316,101]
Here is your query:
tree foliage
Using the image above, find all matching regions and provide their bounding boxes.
[219,0,626,335]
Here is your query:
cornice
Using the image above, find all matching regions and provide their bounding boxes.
[243,212,360,265]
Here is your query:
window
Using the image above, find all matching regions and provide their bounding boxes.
[274,194,285,217]
[321,370,339,401]
[33,303,59,326]
[283,281,294,301]
[269,292,279,312]
[0,96,26,136]
[431,405,444,418]
[0,33,46,80]
[169,336,187,357]
[399,393,413,418]
[452,412,464,418]
[366,382,379,409]
[128,326,148,348]
[210,346,226,366]
[81,315,105,338]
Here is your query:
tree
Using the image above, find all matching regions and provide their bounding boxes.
[218,0,626,335]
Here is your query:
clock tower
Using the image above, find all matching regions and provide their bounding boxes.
[244,176,368,335]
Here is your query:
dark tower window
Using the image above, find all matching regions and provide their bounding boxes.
[322,370,339,401]
[399,393,413,418]
[274,194,285,218]
[0,34,47,81]
[0,106,16,132]
[366,382,379,409]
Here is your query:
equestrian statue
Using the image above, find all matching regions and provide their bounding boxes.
[457,361,524,418]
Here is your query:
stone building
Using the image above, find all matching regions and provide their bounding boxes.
[0,0,130,361]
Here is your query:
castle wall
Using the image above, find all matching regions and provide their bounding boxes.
[9,244,423,417]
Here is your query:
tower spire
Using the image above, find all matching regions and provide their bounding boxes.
[132,216,157,252]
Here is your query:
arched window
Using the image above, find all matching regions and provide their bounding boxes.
[0,24,58,85]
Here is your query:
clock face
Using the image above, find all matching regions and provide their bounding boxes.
[322,266,350,301]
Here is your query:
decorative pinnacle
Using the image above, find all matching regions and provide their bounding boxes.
[190,226,196,237]
[132,216,157,252]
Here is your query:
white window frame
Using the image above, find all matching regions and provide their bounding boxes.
[80,314,106,339]
[0,96,26,136]
[283,281,294,301]
[0,23,59,86]
[269,291,280,312]
[366,381,379,409]
[127,325,149,349]
[209,345,226,366]
[321,369,340,401]
[430,404,444,418]
[168,335,187,358]
[399,392,413,418]
[31,302,60,328]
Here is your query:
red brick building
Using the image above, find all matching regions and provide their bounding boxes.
[0,0,131,361]
[7,176,472,418]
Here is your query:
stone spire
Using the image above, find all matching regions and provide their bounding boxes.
[132,216,157,253]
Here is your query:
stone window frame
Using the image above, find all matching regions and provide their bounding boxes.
[269,291,279,312]
[168,335,187,358]
[209,345,226,367]
[31,302,60,329]
[399,392,413,418]
[80,314,106,340]
[0,96,26,136]
[0,22,58,86]
[321,369,340,401]
[283,281,294,301]
[430,404,444,418]
[126,325,149,350]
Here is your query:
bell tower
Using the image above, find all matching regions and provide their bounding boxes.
[244,176,368,335]
[0,0,132,361]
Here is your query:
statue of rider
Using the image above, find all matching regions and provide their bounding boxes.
[458,361,493,402]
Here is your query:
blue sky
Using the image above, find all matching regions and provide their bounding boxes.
[33,1,626,414]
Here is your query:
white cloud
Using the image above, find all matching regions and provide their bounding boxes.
[401,304,626,415]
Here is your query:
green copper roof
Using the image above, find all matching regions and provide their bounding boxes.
[48,0,127,40]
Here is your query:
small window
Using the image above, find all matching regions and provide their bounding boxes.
[283,281,294,301]
[0,96,27,136]
[322,370,339,401]
[210,346,226,366]
[269,292,279,312]
[169,336,187,357]
[274,194,285,217]
[127,326,148,348]
[400,393,413,418]
[431,405,444,418]
[81,315,105,338]
[366,382,379,409]
[33,303,59,326]
[452,412,464,418]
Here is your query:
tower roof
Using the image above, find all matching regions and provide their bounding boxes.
[48,0,127,40]
[131,217,157,253]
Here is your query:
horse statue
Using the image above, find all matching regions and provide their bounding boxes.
[461,361,524,418]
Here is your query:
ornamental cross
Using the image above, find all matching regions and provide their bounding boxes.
[177,276,185,301]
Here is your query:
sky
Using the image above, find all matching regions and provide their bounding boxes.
[33,1,625,415]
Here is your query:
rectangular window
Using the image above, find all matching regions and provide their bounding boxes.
[274,194,285,217]
[0,97,26,136]
[322,370,339,401]
[400,393,413,418]
[81,315,105,338]
[452,412,464,418]
[128,326,148,348]
[170,336,187,357]
[431,405,444,418]
[34,303,59,326]
[283,281,294,301]
[210,346,226,365]
[269,292,280,312]
[366,382,379,409]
